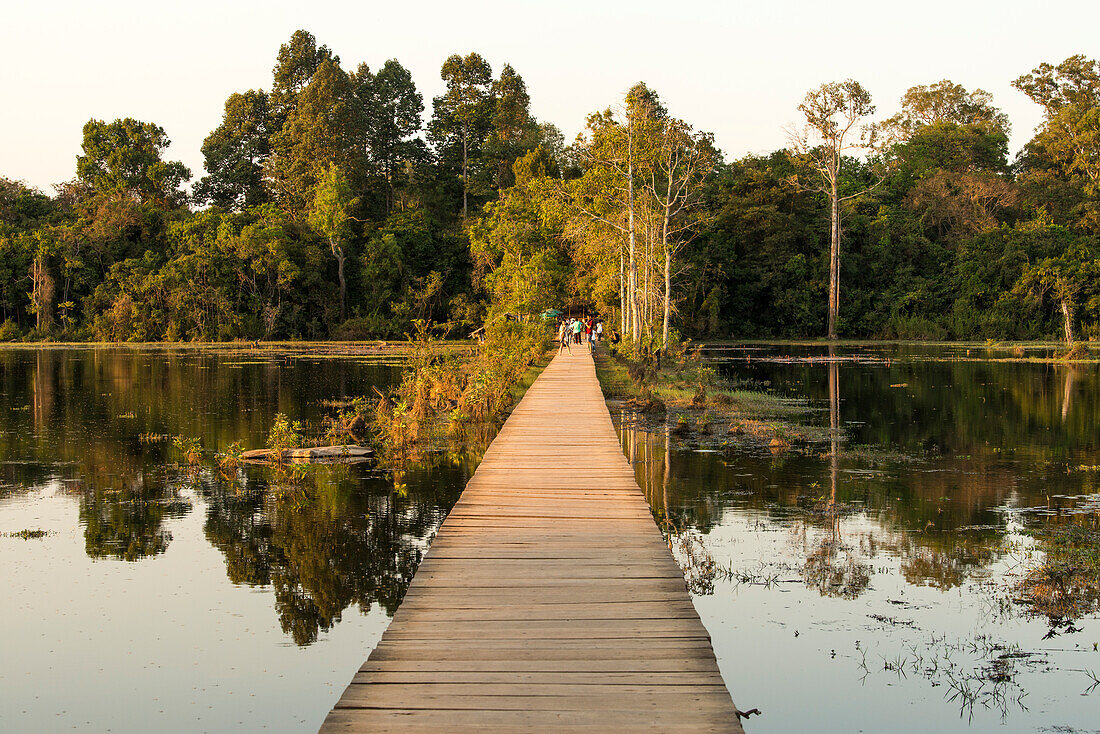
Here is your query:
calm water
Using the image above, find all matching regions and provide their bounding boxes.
[0,347,475,733]
[2,345,1098,733]
[617,344,1100,733]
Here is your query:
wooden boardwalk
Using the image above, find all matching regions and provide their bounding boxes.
[320,345,744,733]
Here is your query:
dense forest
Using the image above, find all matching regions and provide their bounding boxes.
[2,30,1099,344]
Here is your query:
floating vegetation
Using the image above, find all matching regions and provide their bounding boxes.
[6,529,50,539]
[139,433,171,444]
[172,435,204,466]
[214,441,243,475]
[1013,518,1100,623]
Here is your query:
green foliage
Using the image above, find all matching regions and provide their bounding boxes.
[267,413,303,467]
[194,90,272,209]
[173,435,204,465]
[469,163,571,316]
[76,118,190,206]
[0,319,20,341]
[5,40,1100,345]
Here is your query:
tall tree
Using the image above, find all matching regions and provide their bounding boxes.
[429,53,493,220]
[76,118,190,206]
[270,30,338,123]
[649,119,718,344]
[567,83,668,343]
[194,90,273,209]
[267,59,360,216]
[885,82,1016,241]
[308,163,358,322]
[487,64,536,189]
[361,59,425,213]
[886,80,1010,138]
[1014,55,1100,229]
[788,80,879,339]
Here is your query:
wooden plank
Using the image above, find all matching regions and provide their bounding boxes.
[320,708,742,734]
[357,658,724,674]
[350,671,727,685]
[318,345,744,733]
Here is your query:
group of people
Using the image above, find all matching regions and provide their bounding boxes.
[557,316,604,354]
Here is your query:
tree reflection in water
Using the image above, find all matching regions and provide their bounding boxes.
[199,458,467,645]
[0,347,482,646]
[799,355,871,599]
[79,472,191,561]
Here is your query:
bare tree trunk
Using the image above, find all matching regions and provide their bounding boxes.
[462,122,469,221]
[1061,299,1074,345]
[332,239,347,322]
[628,119,639,343]
[31,255,54,332]
[642,213,646,341]
[663,244,671,347]
[662,176,673,346]
[619,250,626,336]
[828,180,840,340]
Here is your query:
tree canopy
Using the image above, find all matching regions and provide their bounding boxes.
[2,37,1099,347]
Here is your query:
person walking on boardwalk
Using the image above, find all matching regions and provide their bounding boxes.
[557,320,572,355]
[572,317,584,344]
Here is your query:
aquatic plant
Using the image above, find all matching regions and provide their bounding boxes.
[370,318,551,457]
[214,442,243,475]
[8,529,50,539]
[267,414,303,466]
[172,435,204,465]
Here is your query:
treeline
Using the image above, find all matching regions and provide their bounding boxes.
[2,31,1099,343]
[0,31,556,341]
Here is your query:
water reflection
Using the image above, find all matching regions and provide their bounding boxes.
[196,460,467,645]
[799,355,873,598]
[621,347,1100,600]
[0,347,474,646]
[614,343,1100,732]
[80,471,191,560]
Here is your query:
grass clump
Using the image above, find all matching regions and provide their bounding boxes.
[7,529,50,539]
[593,341,811,448]
[372,318,551,457]
[1015,517,1100,622]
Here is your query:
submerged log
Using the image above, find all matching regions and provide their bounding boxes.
[241,445,372,464]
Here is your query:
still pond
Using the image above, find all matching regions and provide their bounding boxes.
[0,344,1097,732]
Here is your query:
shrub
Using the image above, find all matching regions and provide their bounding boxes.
[0,320,20,341]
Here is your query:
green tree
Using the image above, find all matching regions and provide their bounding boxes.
[267,59,360,216]
[270,30,338,122]
[194,90,273,209]
[469,149,571,316]
[487,64,537,189]
[76,118,190,206]
[788,80,879,339]
[361,59,425,213]
[1014,55,1100,230]
[1012,242,1098,345]
[886,80,1010,138]
[309,163,358,322]
[429,52,494,220]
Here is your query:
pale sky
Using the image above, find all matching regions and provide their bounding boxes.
[3,0,1098,193]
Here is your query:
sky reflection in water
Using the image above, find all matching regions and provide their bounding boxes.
[0,347,472,733]
[1,345,1098,732]
[615,344,1100,733]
